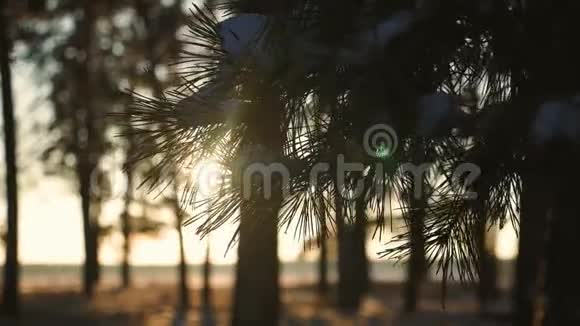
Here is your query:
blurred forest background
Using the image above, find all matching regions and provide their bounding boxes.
[0,0,572,325]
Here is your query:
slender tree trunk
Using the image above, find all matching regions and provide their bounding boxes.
[0,2,20,315]
[513,172,549,326]
[78,171,99,297]
[315,114,328,297]
[404,199,426,313]
[120,166,133,289]
[171,179,189,311]
[202,238,211,309]
[474,187,498,313]
[317,225,329,296]
[121,215,131,289]
[91,203,101,285]
[78,167,97,296]
[336,193,352,310]
[543,168,580,325]
[317,191,328,297]
[74,1,99,298]
[477,222,498,312]
[119,113,136,289]
[404,141,427,313]
[176,207,190,311]
[355,192,369,294]
[201,236,214,326]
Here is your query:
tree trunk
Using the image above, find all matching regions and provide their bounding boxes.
[404,200,426,313]
[315,111,328,297]
[202,238,211,309]
[317,227,329,296]
[355,192,369,295]
[404,141,427,313]
[119,122,135,289]
[336,193,352,310]
[336,191,368,312]
[354,196,370,298]
[231,82,282,325]
[477,221,498,312]
[0,2,20,316]
[121,215,131,289]
[317,191,328,297]
[91,204,101,285]
[79,171,98,297]
[171,182,190,311]
[176,208,190,311]
[543,169,580,325]
[120,166,133,289]
[232,200,280,325]
[76,1,99,298]
[474,187,498,313]
[513,172,549,326]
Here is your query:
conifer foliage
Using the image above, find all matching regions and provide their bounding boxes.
[123,1,580,324]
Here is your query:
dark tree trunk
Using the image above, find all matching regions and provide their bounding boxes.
[176,208,190,311]
[231,82,282,325]
[404,200,426,313]
[0,2,20,316]
[477,221,498,312]
[336,194,353,310]
[317,227,329,296]
[79,171,98,297]
[171,182,190,311]
[120,166,133,289]
[232,201,280,325]
[119,121,135,289]
[354,193,369,295]
[336,192,368,312]
[543,169,580,325]
[201,239,211,309]
[404,142,427,313]
[314,110,328,297]
[121,215,131,289]
[474,187,498,313]
[513,172,549,326]
[75,2,99,298]
[317,191,328,297]
[200,237,214,325]
[91,207,101,285]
